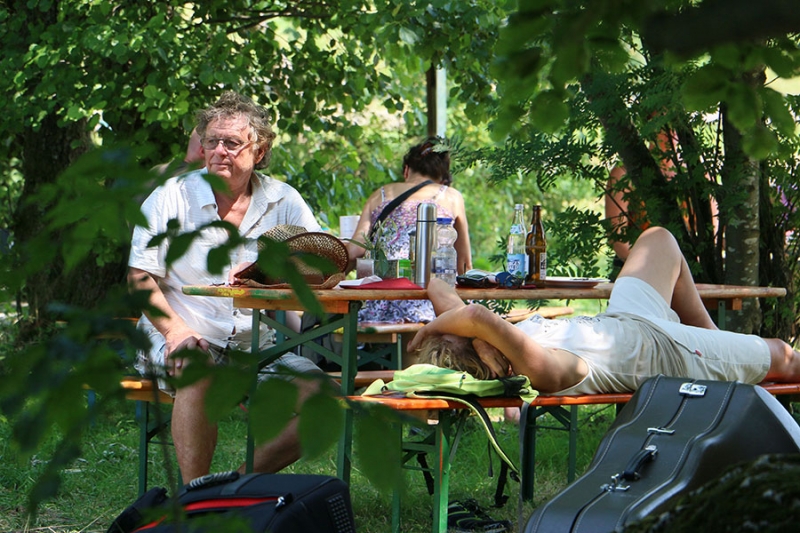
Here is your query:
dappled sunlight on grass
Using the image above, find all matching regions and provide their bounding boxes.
[0,396,620,532]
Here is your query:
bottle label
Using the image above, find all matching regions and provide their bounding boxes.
[539,253,547,280]
[398,259,412,281]
[507,253,526,278]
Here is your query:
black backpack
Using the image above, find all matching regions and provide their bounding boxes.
[107,472,355,533]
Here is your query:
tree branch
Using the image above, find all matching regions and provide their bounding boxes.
[581,68,686,236]
[199,1,335,32]
[643,0,800,57]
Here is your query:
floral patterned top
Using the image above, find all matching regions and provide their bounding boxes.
[358,185,454,324]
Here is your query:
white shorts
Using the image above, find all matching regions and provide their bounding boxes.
[136,323,322,396]
[608,277,771,384]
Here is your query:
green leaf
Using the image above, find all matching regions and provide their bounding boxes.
[763,45,800,79]
[710,43,744,71]
[297,391,343,460]
[204,366,254,423]
[725,82,760,131]
[518,0,559,14]
[742,123,778,160]
[528,90,569,133]
[13,410,48,453]
[496,21,546,57]
[63,240,92,272]
[592,39,630,74]
[249,379,298,444]
[353,404,403,492]
[507,47,546,81]
[292,251,339,275]
[551,43,588,86]
[490,103,526,141]
[682,65,730,111]
[164,232,195,266]
[66,105,83,120]
[398,27,418,45]
[207,244,233,275]
[761,87,797,137]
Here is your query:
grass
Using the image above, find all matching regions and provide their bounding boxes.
[0,394,619,532]
[0,306,615,532]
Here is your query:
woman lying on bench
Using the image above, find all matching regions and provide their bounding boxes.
[409,226,800,395]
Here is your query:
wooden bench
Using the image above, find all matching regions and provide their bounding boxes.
[121,370,395,495]
[330,306,574,369]
[121,377,175,494]
[347,382,800,533]
[123,372,800,532]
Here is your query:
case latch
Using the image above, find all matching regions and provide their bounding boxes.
[679,382,707,397]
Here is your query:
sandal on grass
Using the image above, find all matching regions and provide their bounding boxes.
[446,499,512,533]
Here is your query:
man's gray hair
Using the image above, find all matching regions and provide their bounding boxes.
[196,91,277,169]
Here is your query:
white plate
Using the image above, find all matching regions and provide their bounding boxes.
[544,276,609,289]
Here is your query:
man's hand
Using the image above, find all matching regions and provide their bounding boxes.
[229,262,255,285]
[164,327,210,376]
[128,266,213,376]
[472,339,512,378]
[427,277,466,316]
[408,301,518,378]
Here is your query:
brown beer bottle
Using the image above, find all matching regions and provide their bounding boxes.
[525,205,547,287]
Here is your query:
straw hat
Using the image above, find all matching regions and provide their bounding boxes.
[234,225,348,289]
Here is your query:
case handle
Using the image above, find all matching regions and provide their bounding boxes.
[621,445,658,481]
[601,445,658,492]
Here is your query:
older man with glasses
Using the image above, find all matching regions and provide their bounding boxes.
[128,91,323,484]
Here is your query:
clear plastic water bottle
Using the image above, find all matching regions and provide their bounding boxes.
[432,217,458,286]
[507,204,527,279]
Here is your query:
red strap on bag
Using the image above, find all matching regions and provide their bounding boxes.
[133,497,277,531]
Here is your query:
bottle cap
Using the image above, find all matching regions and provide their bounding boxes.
[515,203,524,209]
[417,203,437,222]
[436,217,453,224]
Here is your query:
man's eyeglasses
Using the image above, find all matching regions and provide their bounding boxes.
[201,137,253,155]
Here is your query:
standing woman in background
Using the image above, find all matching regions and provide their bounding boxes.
[345,138,472,324]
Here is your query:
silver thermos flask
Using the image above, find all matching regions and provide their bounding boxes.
[414,203,437,288]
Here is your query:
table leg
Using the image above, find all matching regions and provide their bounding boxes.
[520,404,580,502]
[718,300,727,330]
[391,422,403,533]
[337,301,361,484]
[245,309,262,474]
[431,413,453,533]
[274,310,286,344]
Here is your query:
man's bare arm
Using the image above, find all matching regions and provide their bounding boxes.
[426,277,467,315]
[128,267,209,373]
[414,279,588,392]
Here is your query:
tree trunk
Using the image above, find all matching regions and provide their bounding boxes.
[720,103,762,333]
[580,66,720,278]
[758,166,795,342]
[13,114,127,327]
[5,3,124,329]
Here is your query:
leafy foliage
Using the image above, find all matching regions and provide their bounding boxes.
[3,0,800,523]
[0,0,515,520]
[480,0,800,335]
[491,0,800,153]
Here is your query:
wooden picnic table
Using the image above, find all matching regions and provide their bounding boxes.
[182,281,786,488]
[183,282,785,314]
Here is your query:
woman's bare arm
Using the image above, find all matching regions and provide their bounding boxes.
[344,189,382,265]
[448,188,473,274]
